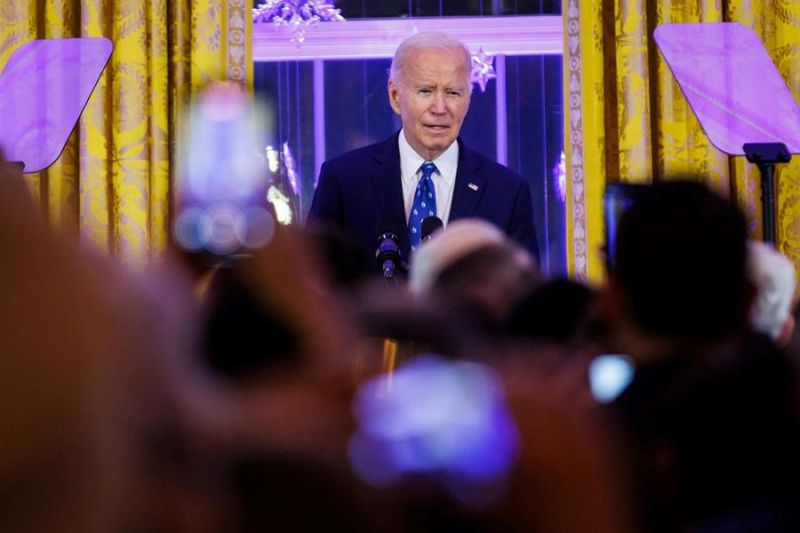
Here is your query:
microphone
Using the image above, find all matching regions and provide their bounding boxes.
[421,216,443,242]
[375,219,402,280]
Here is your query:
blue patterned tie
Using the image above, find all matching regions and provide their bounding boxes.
[408,161,438,250]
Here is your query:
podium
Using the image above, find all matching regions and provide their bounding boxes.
[654,23,800,245]
[0,38,112,173]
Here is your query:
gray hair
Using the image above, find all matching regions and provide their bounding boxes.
[409,218,535,296]
[389,31,472,93]
[747,240,796,340]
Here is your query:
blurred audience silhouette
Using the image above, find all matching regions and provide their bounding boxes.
[604,180,800,533]
[4,144,800,533]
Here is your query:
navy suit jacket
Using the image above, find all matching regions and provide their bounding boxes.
[307,131,538,264]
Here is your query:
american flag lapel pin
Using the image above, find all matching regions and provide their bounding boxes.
[468,182,479,191]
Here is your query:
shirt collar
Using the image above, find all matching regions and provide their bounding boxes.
[399,129,458,185]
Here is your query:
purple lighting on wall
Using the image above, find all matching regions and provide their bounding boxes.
[253,16,562,61]
[313,59,325,188]
[495,54,507,166]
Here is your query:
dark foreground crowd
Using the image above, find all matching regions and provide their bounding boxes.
[3,153,800,533]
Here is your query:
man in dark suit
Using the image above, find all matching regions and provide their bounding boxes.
[308,31,538,267]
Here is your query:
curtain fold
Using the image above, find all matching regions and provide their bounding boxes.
[565,0,800,282]
[0,0,252,267]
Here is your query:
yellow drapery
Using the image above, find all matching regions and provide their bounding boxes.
[564,0,800,282]
[0,0,252,267]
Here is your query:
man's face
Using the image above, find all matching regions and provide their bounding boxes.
[389,47,471,161]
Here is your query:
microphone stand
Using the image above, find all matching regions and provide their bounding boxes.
[375,229,403,287]
[382,260,398,286]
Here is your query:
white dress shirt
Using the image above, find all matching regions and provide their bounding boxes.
[399,129,458,225]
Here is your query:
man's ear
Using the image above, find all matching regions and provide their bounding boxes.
[388,79,401,115]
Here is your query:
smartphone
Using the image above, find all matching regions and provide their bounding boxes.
[348,354,520,505]
[588,353,635,403]
[173,82,275,256]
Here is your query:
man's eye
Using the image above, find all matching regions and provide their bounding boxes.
[419,89,432,95]
[447,91,462,97]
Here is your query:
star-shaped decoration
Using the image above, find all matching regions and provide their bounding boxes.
[471,47,497,92]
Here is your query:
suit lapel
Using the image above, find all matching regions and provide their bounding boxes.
[369,132,410,254]
[449,140,486,221]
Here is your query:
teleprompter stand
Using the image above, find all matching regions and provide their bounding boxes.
[743,143,792,244]
[655,23,800,246]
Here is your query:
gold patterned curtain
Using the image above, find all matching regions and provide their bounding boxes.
[564,0,800,282]
[0,0,252,267]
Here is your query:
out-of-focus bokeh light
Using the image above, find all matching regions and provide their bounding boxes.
[173,206,206,251]
[263,142,300,225]
[241,206,276,248]
[174,81,274,254]
[267,185,293,225]
[202,203,246,255]
[589,354,635,403]
[265,145,280,173]
[348,355,520,503]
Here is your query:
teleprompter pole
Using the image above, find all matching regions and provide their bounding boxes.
[743,143,791,246]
